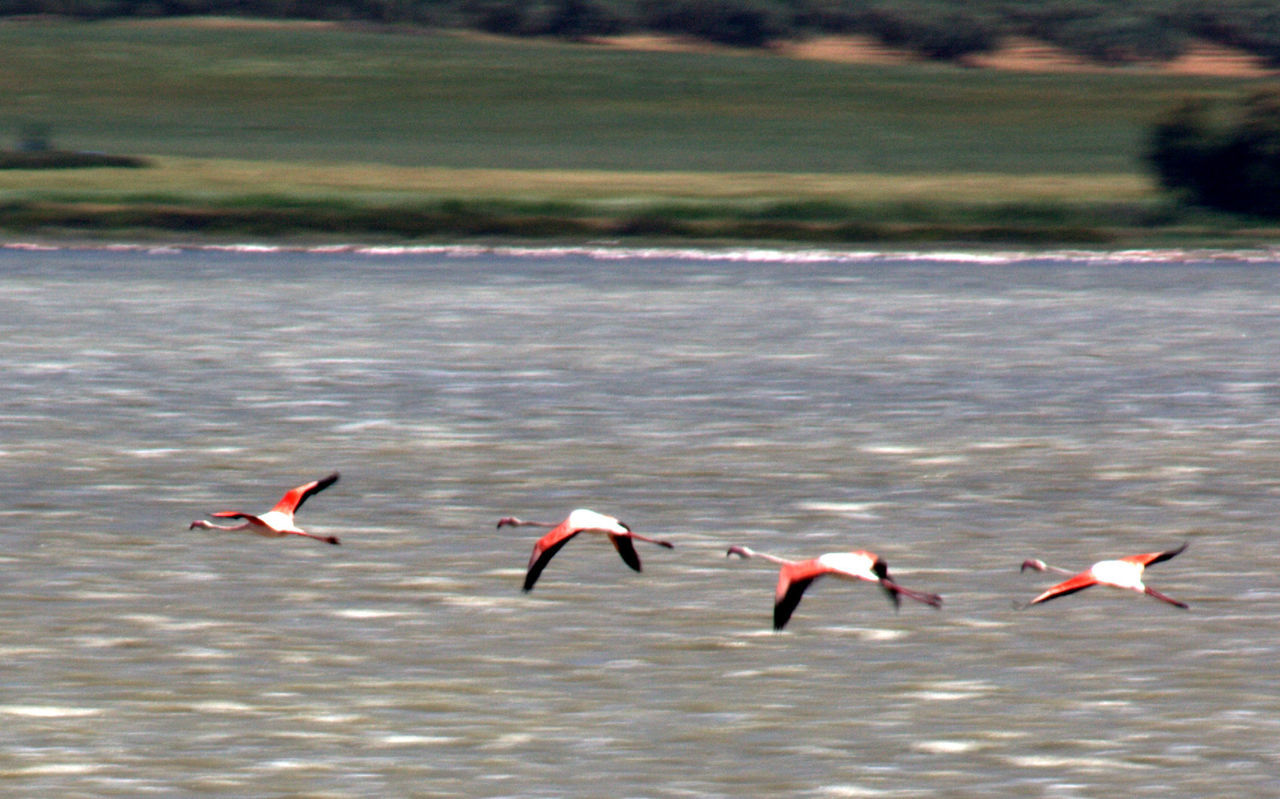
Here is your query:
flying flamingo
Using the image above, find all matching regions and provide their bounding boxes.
[497,508,674,592]
[725,545,943,630]
[189,472,341,545]
[1017,542,1188,609]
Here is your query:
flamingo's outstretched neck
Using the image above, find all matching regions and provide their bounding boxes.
[725,545,793,566]
[1020,558,1074,576]
[497,516,554,529]
[189,519,246,532]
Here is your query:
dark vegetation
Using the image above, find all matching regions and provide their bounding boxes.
[0,150,149,168]
[1148,90,1280,218]
[3,0,1280,64]
[0,195,1174,244]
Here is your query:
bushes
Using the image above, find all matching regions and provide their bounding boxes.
[852,5,999,60]
[463,0,628,38]
[6,1,1280,64]
[1147,91,1280,217]
[637,0,787,47]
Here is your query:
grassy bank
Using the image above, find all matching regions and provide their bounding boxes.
[3,158,1270,245]
[1,20,1276,245]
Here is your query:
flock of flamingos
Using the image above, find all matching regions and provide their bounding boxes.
[189,471,1190,630]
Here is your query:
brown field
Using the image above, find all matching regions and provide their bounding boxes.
[598,33,1279,78]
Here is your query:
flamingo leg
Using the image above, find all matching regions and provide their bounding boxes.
[1144,585,1188,608]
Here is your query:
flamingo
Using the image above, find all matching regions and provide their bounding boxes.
[725,545,942,630]
[1017,542,1188,608]
[497,509,674,592]
[189,473,341,545]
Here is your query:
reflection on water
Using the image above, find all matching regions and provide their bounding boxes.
[2,245,1280,797]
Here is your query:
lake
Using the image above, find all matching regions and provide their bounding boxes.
[2,243,1279,797]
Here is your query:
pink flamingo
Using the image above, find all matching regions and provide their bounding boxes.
[725,545,942,630]
[189,473,341,545]
[1018,542,1188,608]
[497,509,674,592]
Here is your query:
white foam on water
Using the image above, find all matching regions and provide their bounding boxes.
[0,705,101,718]
[189,700,259,714]
[810,785,892,798]
[8,239,1280,265]
[11,763,103,776]
[912,739,983,754]
[330,608,410,619]
[1005,754,1155,772]
[794,501,881,519]
[378,734,458,746]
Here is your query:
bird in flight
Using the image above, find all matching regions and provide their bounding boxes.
[498,508,674,592]
[1017,542,1188,609]
[189,472,341,545]
[726,545,942,630]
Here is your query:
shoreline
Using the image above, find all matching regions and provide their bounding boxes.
[2,194,1276,250]
[4,162,1273,250]
[7,237,1280,265]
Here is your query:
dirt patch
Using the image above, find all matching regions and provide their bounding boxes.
[131,16,343,31]
[775,35,919,66]
[1160,40,1276,78]
[959,36,1102,73]
[588,33,747,57]
[598,33,1277,78]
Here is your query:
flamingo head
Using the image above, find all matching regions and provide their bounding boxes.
[725,545,756,559]
[1020,558,1049,573]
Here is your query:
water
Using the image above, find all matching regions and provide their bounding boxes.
[3,243,1280,797]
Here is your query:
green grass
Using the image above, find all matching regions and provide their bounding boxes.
[4,19,1270,173]
[0,18,1276,244]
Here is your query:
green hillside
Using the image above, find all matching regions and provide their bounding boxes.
[1,19,1275,245]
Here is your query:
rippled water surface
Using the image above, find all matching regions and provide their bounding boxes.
[3,246,1280,797]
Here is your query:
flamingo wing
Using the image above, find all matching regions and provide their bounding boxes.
[1025,571,1098,606]
[1124,541,1188,568]
[773,560,832,630]
[523,527,581,592]
[270,472,340,515]
[609,534,643,573]
[774,575,818,630]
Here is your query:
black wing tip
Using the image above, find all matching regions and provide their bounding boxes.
[612,535,643,572]
[522,566,543,592]
[1148,540,1190,567]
